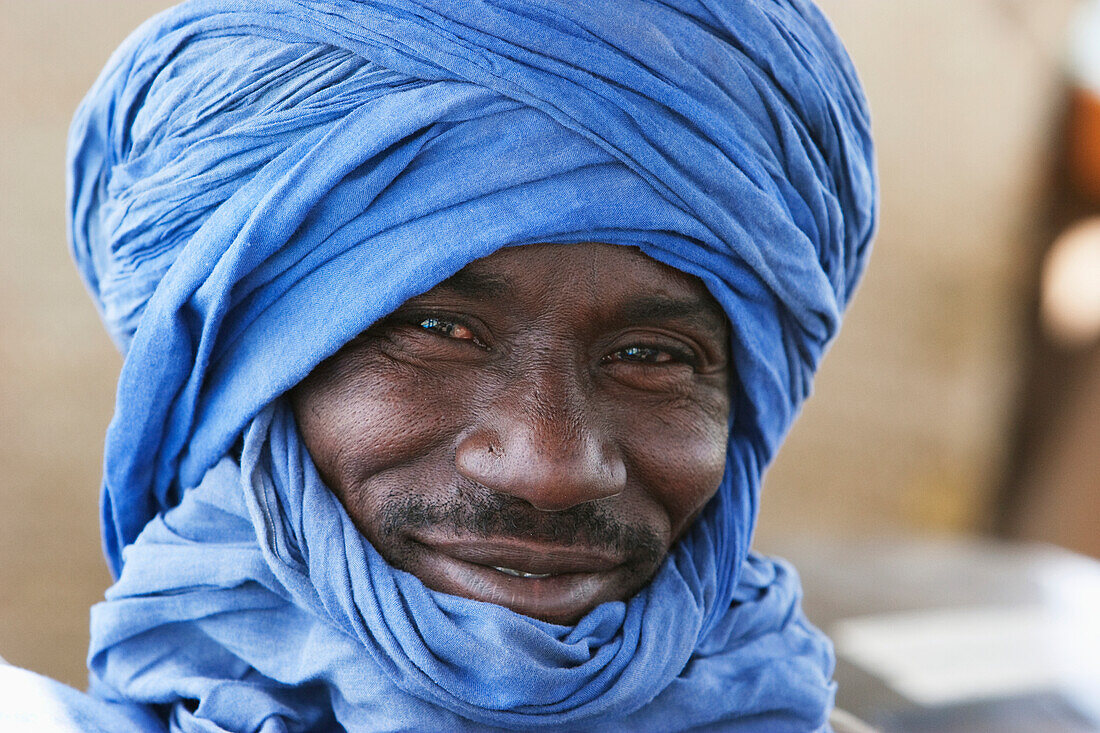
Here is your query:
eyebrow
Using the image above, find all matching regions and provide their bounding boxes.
[433,270,514,300]
[615,295,728,335]
[427,271,728,336]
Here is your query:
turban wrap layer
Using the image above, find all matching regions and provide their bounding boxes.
[67,0,876,730]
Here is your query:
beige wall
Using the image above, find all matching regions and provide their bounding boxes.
[1,0,177,687]
[0,0,1079,688]
[758,0,1076,545]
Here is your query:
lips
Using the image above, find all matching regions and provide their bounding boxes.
[402,532,633,624]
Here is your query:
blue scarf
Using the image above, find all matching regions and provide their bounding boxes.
[68,1,876,730]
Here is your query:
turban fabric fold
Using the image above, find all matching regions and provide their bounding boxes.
[66,0,875,730]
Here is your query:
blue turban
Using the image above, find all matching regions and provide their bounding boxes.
[67,0,875,730]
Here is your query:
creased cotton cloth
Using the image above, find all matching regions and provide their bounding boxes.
[58,0,874,730]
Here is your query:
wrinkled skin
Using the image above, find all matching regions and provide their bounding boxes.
[291,242,731,624]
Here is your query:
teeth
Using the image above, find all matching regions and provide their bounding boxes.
[492,566,552,579]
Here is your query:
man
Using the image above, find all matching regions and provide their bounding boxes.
[3,0,875,729]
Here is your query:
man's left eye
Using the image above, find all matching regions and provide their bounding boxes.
[418,317,477,341]
[611,346,671,363]
[604,345,694,366]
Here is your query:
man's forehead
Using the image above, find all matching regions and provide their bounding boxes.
[426,243,728,330]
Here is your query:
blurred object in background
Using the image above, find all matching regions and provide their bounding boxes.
[1057,0,1100,351]
[783,536,1100,733]
[1041,218,1100,347]
[999,0,1100,561]
[1067,0,1100,201]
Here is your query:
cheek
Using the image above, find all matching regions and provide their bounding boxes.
[621,396,730,538]
[290,353,462,500]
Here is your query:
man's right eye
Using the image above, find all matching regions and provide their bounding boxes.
[417,317,477,341]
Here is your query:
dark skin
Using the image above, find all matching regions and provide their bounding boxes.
[291,242,731,625]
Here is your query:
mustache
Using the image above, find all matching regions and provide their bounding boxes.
[379,491,664,563]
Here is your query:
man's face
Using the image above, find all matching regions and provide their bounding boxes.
[291,242,731,624]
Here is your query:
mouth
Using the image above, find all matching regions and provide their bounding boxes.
[491,566,552,579]
[401,533,638,624]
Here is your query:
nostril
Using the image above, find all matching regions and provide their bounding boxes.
[454,430,500,483]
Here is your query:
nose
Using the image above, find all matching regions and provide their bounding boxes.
[454,369,626,511]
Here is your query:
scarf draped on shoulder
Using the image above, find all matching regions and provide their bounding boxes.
[67,1,876,730]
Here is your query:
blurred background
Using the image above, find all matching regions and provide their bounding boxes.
[2,1,1099,730]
